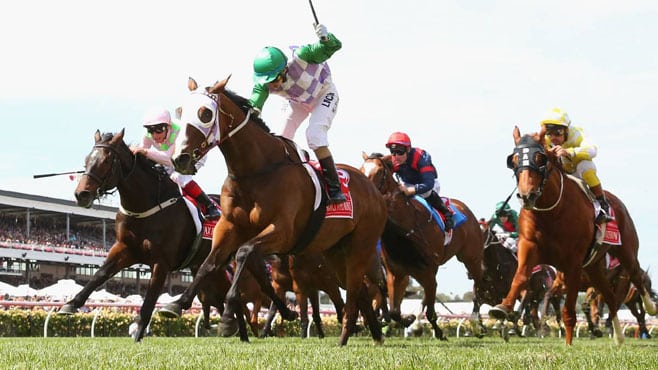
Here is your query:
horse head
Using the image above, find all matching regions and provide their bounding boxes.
[508,125,561,210]
[360,152,398,195]
[75,129,131,207]
[172,77,228,175]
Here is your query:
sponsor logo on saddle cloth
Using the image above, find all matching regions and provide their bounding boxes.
[308,162,354,218]
[596,207,621,245]
[181,195,220,240]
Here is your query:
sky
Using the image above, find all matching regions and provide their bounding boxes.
[2,1,658,296]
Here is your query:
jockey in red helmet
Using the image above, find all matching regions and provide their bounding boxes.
[385,132,453,231]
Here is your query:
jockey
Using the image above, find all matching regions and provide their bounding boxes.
[131,107,221,220]
[248,24,346,204]
[490,201,519,253]
[541,108,612,224]
[385,132,453,231]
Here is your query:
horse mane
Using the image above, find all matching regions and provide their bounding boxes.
[222,89,272,133]
[100,131,171,179]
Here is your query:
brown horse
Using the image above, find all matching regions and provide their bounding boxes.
[261,253,345,339]
[360,152,484,339]
[489,126,657,345]
[67,130,233,341]
[161,77,388,346]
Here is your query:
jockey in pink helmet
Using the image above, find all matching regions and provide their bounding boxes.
[131,107,220,220]
[385,132,453,231]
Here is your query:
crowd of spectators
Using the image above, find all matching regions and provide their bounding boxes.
[0,214,115,252]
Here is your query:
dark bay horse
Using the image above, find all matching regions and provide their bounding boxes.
[70,130,278,340]
[360,152,484,339]
[261,253,345,339]
[489,126,657,345]
[162,77,388,346]
[67,130,231,341]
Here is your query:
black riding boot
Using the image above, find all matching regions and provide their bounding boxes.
[427,192,453,231]
[595,195,613,224]
[319,156,346,204]
[196,192,221,220]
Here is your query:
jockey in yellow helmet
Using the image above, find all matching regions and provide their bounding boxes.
[541,108,612,224]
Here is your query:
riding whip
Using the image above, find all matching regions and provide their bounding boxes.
[308,0,328,41]
[33,170,84,179]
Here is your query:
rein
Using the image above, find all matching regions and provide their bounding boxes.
[531,169,564,212]
[83,143,137,197]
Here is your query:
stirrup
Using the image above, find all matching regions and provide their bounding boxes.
[327,191,346,204]
[203,207,221,220]
[595,210,612,225]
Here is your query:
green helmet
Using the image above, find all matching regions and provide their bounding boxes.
[253,46,288,84]
[496,201,512,215]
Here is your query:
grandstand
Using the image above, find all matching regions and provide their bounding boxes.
[0,189,193,297]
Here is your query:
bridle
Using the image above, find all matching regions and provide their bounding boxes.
[83,142,136,198]
[507,138,563,212]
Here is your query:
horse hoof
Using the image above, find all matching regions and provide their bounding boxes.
[158,303,182,318]
[488,305,509,320]
[218,318,238,337]
[58,304,77,315]
[401,314,417,327]
[281,309,299,322]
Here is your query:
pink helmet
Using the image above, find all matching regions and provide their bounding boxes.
[386,132,412,149]
[142,107,171,127]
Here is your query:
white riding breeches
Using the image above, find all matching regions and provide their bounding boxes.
[280,83,339,150]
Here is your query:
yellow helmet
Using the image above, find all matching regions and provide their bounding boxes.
[540,108,571,128]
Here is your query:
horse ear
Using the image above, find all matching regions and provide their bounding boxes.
[113,128,125,143]
[188,77,198,92]
[208,74,231,94]
[94,130,101,143]
[174,106,182,120]
[362,151,369,161]
[512,125,521,145]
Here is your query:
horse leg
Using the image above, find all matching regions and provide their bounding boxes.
[470,297,486,338]
[60,243,134,313]
[297,293,310,339]
[356,280,384,344]
[260,301,278,338]
[218,244,256,341]
[324,283,345,325]
[135,264,168,342]
[243,251,298,322]
[560,270,583,345]
[490,242,537,319]
[585,265,623,345]
[614,243,658,315]
[309,292,325,339]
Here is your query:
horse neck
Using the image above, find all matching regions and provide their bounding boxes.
[116,156,179,211]
[530,166,567,213]
[218,102,286,178]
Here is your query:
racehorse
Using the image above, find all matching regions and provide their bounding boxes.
[489,126,657,345]
[66,130,235,341]
[360,152,484,339]
[261,253,345,339]
[515,264,561,337]
[161,77,388,346]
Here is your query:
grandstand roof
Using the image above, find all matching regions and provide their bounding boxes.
[0,189,117,227]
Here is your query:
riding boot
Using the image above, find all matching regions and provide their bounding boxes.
[182,180,221,220]
[318,156,346,204]
[427,192,453,231]
[591,185,613,224]
[196,192,222,220]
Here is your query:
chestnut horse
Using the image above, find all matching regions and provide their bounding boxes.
[261,253,345,339]
[360,152,484,339]
[489,126,657,345]
[161,77,387,346]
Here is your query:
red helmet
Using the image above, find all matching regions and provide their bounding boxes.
[386,132,411,149]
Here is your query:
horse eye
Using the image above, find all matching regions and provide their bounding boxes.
[198,107,214,124]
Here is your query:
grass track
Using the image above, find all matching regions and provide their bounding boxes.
[2,336,656,369]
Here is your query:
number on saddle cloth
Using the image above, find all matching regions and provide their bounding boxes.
[414,195,467,232]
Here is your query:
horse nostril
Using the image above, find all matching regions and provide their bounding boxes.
[75,191,92,207]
